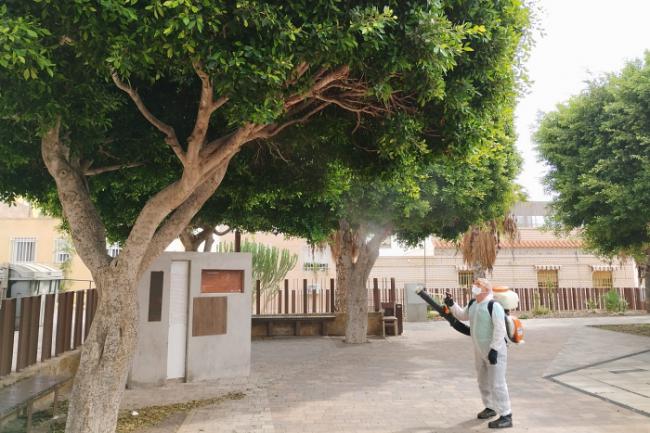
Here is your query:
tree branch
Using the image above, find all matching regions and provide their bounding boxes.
[367,225,392,256]
[257,101,331,139]
[186,62,229,164]
[314,94,385,116]
[178,227,197,251]
[41,119,111,272]
[283,65,350,110]
[199,124,257,177]
[84,162,143,176]
[111,72,186,165]
[140,161,231,275]
[214,227,232,236]
[284,61,310,87]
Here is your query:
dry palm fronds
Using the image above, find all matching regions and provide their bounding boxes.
[459,215,519,273]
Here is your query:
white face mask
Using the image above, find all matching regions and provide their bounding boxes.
[471,285,482,296]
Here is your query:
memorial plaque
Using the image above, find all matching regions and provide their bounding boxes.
[200,269,243,293]
[148,271,164,322]
[192,297,227,336]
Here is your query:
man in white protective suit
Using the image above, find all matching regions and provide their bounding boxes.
[444,277,513,429]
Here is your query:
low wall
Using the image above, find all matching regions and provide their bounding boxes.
[328,312,384,337]
[0,350,79,390]
[252,312,384,338]
[0,350,79,416]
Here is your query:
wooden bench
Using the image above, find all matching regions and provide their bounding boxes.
[253,314,336,337]
[0,374,72,432]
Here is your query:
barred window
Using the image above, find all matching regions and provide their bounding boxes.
[54,238,71,263]
[592,271,613,289]
[537,269,558,289]
[107,242,121,258]
[458,271,473,288]
[11,237,36,263]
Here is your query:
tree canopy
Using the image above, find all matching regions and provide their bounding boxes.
[535,54,650,312]
[0,0,531,430]
[535,54,650,260]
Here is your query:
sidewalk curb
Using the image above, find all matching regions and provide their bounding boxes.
[544,349,650,418]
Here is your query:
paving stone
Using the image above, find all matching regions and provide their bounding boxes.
[120,315,650,433]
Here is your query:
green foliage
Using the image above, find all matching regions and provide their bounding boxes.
[0,5,54,79]
[0,0,530,245]
[535,54,650,261]
[531,292,550,316]
[57,233,75,291]
[603,289,628,313]
[585,299,598,312]
[217,240,297,294]
[426,309,439,320]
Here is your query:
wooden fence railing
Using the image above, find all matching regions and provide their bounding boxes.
[252,277,404,315]
[0,289,97,378]
[424,286,646,312]
[252,280,645,315]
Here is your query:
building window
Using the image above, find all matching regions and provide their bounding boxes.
[515,215,547,228]
[11,237,36,263]
[593,271,613,289]
[537,269,558,289]
[107,242,121,258]
[54,238,72,263]
[458,271,473,288]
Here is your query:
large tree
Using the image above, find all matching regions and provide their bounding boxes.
[92,0,530,344]
[535,54,650,311]
[328,144,522,343]
[0,2,527,431]
[194,104,523,343]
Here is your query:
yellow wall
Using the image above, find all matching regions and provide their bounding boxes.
[0,210,94,291]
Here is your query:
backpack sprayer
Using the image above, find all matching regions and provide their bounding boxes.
[415,286,524,344]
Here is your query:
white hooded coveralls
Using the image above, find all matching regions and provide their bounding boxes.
[451,295,511,416]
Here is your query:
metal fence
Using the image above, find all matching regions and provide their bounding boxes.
[0,289,98,378]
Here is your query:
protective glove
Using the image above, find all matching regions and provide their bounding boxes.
[444,292,454,307]
[488,349,498,365]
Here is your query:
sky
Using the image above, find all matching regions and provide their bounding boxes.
[515,0,650,201]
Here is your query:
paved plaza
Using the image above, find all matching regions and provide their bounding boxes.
[122,315,650,433]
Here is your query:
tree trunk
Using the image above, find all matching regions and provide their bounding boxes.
[645,253,650,313]
[331,245,347,313]
[342,257,376,344]
[203,232,215,252]
[65,270,138,433]
[179,224,216,252]
[333,221,389,344]
[179,228,199,251]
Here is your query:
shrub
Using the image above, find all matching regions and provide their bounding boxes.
[532,305,551,317]
[427,310,439,320]
[531,292,551,316]
[585,299,598,311]
[604,290,628,313]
